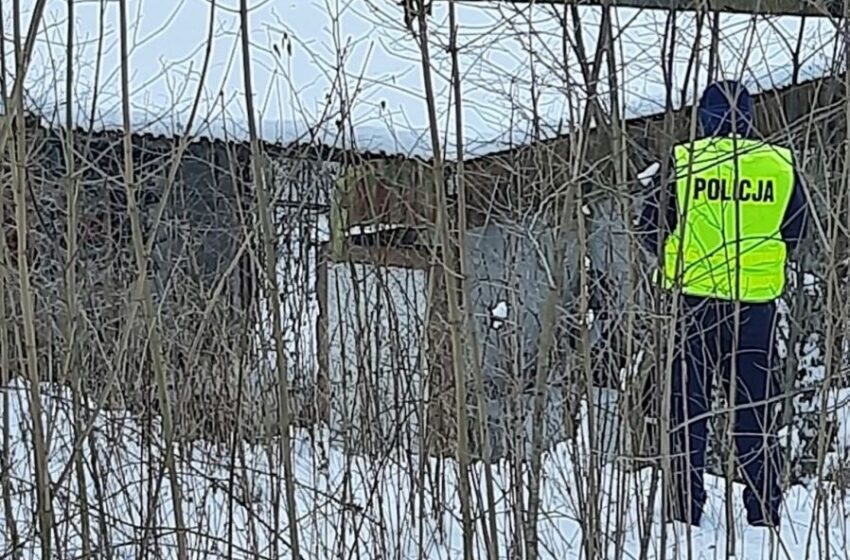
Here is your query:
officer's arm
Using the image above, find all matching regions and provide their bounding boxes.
[635,155,677,256]
[780,169,808,253]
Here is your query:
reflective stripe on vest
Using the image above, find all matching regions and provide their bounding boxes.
[661,137,795,302]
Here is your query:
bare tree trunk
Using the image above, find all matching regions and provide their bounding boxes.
[0,179,19,560]
[803,18,850,557]
[116,2,188,558]
[523,7,611,558]
[61,1,93,555]
[0,0,21,553]
[0,0,48,155]
[657,11,707,558]
[413,2,475,557]
[237,1,302,558]
[87,0,107,133]
[9,0,53,553]
[447,1,500,558]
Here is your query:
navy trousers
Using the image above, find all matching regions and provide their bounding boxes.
[668,295,783,527]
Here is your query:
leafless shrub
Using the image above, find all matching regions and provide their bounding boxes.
[4,1,850,559]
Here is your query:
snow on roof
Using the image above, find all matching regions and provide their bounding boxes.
[5,0,842,159]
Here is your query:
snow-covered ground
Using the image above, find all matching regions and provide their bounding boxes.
[4,375,850,560]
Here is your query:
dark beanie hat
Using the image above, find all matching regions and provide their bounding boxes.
[698,80,754,137]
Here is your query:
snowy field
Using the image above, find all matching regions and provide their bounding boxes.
[2,0,847,557]
[4,376,850,560]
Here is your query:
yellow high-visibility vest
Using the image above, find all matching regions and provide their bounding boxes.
[660,137,795,303]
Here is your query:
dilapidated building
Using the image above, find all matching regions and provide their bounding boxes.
[2,115,414,443]
[4,69,844,469]
[317,71,847,467]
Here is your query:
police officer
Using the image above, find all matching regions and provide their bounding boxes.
[637,80,808,528]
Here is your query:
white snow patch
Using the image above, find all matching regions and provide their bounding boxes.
[347,223,415,236]
[490,300,508,329]
[491,300,508,320]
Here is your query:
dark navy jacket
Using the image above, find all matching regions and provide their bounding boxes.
[637,81,808,258]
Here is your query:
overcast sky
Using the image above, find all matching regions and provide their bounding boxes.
[3,0,842,157]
